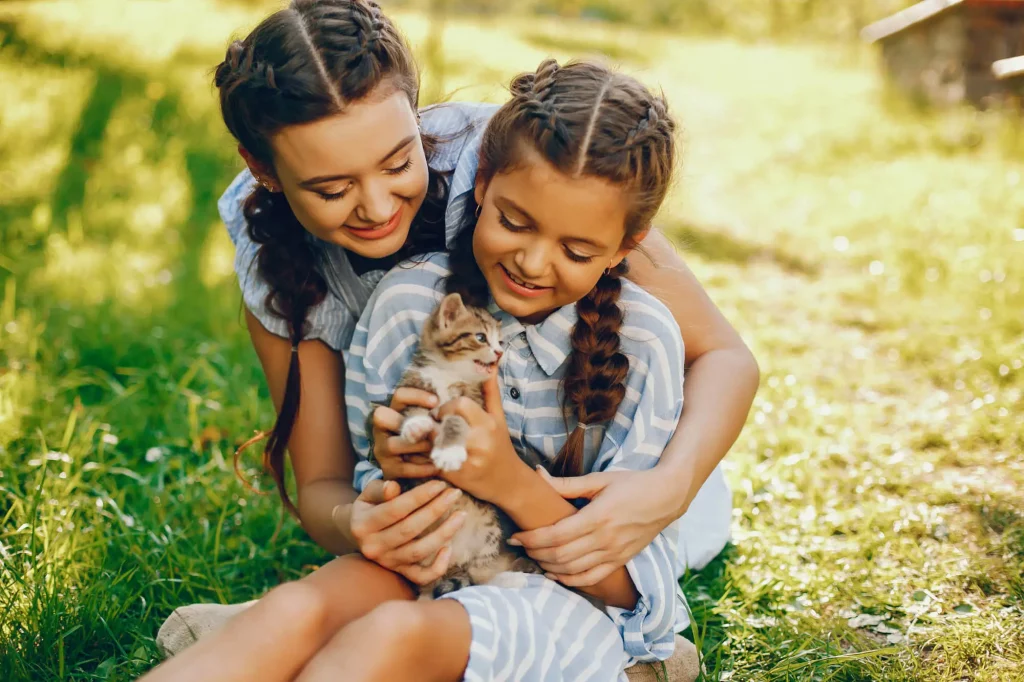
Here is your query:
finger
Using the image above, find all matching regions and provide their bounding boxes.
[389,387,439,413]
[521,534,598,565]
[510,512,600,550]
[382,461,439,479]
[537,469,614,500]
[385,510,466,566]
[377,487,463,548]
[537,549,606,576]
[398,546,452,586]
[546,563,617,588]
[358,479,399,506]
[481,373,505,419]
[364,479,448,531]
[372,406,405,435]
[383,435,433,457]
[434,396,489,427]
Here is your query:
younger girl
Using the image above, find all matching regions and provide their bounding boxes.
[342,58,684,681]
[145,59,689,682]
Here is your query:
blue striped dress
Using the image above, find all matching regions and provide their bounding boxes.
[345,253,686,681]
[218,100,733,604]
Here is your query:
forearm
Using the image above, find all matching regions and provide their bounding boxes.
[659,346,760,514]
[298,478,361,555]
[499,467,639,609]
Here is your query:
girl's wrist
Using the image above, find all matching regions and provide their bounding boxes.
[649,459,693,520]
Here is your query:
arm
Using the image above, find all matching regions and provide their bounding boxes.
[628,229,760,513]
[245,310,360,555]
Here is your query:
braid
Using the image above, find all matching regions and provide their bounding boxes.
[552,262,630,477]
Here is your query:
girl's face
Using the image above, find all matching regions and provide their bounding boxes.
[244,87,429,260]
[472,145,640,324]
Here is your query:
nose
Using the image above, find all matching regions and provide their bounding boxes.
[355,180,395,225]
[493,348,503,360]
[514,241,551,279]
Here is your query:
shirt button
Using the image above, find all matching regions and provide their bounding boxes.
[519,332,527,341]
[509,387,521,400]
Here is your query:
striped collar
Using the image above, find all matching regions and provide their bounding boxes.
[487,299,578,377]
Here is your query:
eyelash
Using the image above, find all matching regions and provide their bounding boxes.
[318,159,413,202]
[497,212,594,264]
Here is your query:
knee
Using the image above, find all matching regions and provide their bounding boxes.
[260,580,330,641]
[359,601,429,645]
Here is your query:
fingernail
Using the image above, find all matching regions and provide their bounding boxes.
[454,512,467,525]
[507,538,522,546]
[544,572,558,581]
[446,488,462,500]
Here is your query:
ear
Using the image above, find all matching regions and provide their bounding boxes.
[473,173,489,212]
[437,293,466,329]
[608,228,649,269]
[239,145,281,192]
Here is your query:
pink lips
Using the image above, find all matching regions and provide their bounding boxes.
[498,264,551,299]
[346,205,404,241]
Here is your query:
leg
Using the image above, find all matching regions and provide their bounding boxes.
[431,414,469,471]
[142,555,415,681]
[296,600,472,682]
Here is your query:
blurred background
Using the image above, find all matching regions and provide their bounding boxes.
[1,0,1022,680]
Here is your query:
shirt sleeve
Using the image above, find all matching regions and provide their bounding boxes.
[219,169,358,351]
[346,255,448,491]
[593,296,686,663]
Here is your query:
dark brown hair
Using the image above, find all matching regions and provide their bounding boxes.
[215,0,447,513]
[446,59,676,477]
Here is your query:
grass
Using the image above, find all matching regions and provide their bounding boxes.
[1,0,1022,680]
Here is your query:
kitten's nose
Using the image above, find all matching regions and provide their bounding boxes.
[494,349,503,360]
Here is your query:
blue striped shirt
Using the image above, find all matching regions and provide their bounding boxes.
[218,102,497,350]
[345,253,686,663]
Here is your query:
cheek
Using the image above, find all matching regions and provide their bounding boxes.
[283,191,355,238]
[554,263,603,301]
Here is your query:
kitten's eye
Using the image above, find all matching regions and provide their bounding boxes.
[475,333,487,343]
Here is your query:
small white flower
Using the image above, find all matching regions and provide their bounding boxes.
[145,447,166,463]
[102,434,119,446]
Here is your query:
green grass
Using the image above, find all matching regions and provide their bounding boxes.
[1,1,1022,680]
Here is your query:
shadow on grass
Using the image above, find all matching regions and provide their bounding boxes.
[667,221,819,276]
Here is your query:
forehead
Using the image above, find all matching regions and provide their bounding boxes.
[269,88,418,177]
[492,145,629,246]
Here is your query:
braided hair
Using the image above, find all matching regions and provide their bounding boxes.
[214,0,448,513]
[445,59,676,476]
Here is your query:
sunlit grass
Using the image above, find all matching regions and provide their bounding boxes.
[1,0,1021,680]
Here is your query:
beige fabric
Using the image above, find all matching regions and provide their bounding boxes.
[157,602,700,682]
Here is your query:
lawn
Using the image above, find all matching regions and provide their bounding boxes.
[1,0,1022,680]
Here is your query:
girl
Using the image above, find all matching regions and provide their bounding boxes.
[158,0,755,663]
[148,57,692,682]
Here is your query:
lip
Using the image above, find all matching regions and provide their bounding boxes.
[498,264,551,299]
[344,205,404,241]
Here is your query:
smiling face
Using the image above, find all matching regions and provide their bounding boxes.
[247,87,429,260]
[472,145,639,324]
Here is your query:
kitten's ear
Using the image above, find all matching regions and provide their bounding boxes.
[438,293,466,329]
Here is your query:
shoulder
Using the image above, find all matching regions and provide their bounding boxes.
[420,102,497,172]
[218,169,257,244]
[617,280,685,374]
[364,253,451,315]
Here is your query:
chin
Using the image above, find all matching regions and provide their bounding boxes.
[334,225,411,260]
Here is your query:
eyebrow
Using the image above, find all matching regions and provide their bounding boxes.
[298,134,416,188]
[499,197,607,249]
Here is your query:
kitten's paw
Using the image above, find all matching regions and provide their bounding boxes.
[400,415,436,444]
[431,445,467,472]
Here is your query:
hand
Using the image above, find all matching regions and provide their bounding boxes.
[510,468,678,587]
[342,479,466,585]
[432,374,528,505]
[371,387,440,480]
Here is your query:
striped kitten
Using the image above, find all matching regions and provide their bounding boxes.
[393,293,541,599]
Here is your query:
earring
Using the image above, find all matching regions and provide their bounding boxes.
[474,204,482,219]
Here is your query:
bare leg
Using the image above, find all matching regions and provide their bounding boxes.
[140,555,415,682]
[296,600,472,682]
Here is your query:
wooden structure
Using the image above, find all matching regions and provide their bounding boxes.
[862,0,1024,108]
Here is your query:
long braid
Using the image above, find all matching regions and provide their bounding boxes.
[553,262,630,477]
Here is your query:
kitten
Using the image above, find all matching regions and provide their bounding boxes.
[390,293,541,599]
